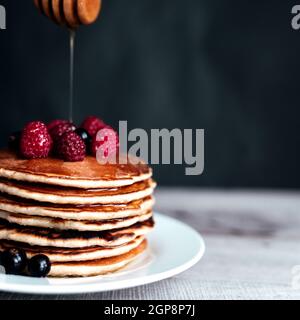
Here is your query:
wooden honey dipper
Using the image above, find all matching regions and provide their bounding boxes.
[33,0,101,28]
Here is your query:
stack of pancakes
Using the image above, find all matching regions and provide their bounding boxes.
[0,150,155,277]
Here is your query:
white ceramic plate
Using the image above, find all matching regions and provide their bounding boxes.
[0,213,205,295]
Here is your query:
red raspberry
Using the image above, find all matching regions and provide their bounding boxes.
[81,116,106,137]
[57,131,86,162]
[47,119,69,131]
[49,122,76,142]
[20,121,52,159]
[91,126,119,159]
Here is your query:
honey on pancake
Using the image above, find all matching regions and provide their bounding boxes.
[0,150,152,188]
[0,179,153,197]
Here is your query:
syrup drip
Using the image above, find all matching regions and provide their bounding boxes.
[69,29,76,122]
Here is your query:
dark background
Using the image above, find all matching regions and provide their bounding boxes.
[0,0,299,188]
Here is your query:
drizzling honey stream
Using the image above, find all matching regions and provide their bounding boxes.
[33,0,102,121]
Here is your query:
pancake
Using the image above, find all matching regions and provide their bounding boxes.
[0,210,153,231]
[0,218,154,248]
[49,240,147,277]
[0,150,152,189]
[0,194,154,220]
[0,236,145,262]
[0,149,155,278]
[0,179,156,205]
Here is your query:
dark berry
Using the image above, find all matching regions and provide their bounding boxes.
[8,131,21,150]
[81,116,106,137]
[56,131,86,162]
[1,249,28,275]
[20,121,53,159]
[75,128,92,147]
[28,255,51,278]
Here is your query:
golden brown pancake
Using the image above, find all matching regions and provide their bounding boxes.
[0,210,153,231]
[0,218,154,248]
[0,236,145,262]
[0,194,154,220]
[49,239,147,277]
[0,150,152,189]
[0,179,156,204]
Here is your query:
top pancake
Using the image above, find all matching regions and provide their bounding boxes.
[0,150,152,189]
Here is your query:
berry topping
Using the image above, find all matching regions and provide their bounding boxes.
[1,248,28,275]
[47,119,69,131]
[75,128,92,148]
[49,122,76,142]
[20,121,52,159]
[91,126,119,160]
[28,255,51,278]
[57,131,86,162]
[81,116,106,137]
[8,131,21,150]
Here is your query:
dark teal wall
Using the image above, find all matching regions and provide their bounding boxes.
[0,0,299,187]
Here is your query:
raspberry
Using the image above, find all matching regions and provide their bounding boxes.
[47,119,69,132]
[20,121,52,159]
[57,131,86,162]
[49,122,76,142]
[91,126,119,159]
[81,116,106,137]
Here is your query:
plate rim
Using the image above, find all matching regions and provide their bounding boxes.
[0,213,205,295]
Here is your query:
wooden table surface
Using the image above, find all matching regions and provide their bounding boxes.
[1,188,300,300]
